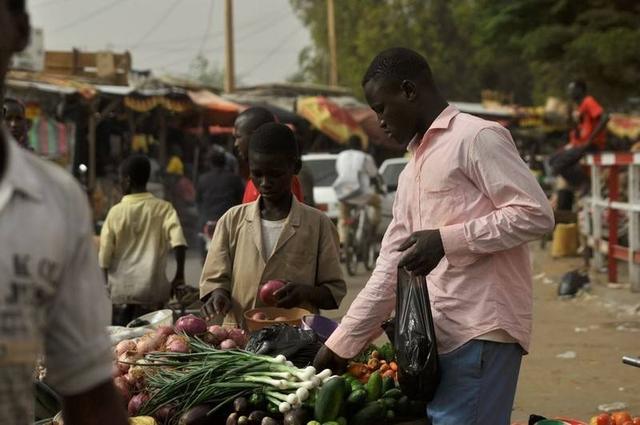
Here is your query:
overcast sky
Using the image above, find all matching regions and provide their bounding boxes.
[27,0,312,86]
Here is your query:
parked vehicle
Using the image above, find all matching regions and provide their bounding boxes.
[378,157,409,237]
[302,153,339,220]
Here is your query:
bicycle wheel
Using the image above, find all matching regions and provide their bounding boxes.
[363,236,376,271]
[346,243,358,276]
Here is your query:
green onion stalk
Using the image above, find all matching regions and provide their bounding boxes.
[133,336,333,423]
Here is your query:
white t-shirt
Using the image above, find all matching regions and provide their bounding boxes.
[0,130,113,424]
[333,149,378,204]
[260,218,286,261]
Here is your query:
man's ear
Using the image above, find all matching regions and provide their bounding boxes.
[293,158,302,175]
[12,12,31,53]
[400,80,417,102]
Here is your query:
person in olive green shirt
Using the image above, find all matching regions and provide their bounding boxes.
[99,155,187,325]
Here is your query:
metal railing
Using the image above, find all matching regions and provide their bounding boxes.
[583,152,640,291]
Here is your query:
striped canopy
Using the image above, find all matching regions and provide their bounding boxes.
[27,117,74,158]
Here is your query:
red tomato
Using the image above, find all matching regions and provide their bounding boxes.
[593,414,612,425]
[632,418,640,425]
[612,412,633,425]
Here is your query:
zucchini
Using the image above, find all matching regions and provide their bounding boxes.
[349,380,364,392]
[365,371,382,402]
[381,376,395,394]
[306,422,321,425]
[382,388,402,400]
[350,402,385,425]
[346,389,367,407]
[321,422,339,425]
[314,376,346,423]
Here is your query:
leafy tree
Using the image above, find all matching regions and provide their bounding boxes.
[290,0,640,106]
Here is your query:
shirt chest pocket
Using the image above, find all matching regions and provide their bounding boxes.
[419,186,465,227]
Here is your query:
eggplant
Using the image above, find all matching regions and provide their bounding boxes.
[234,397,249,414]
[178,404,221,425]
[261,418,279,425]
[226,412,239,425]
[283,408,308,425]
[247,410,267,425]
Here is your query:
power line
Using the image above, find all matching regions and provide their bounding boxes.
[50,0,129,33]
[238,26,304,79]
[199,0,216,54]
[130,0,186,50]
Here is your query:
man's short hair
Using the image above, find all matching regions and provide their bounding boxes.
[249,122,298,159]
[571,80,587,93]
[237,107,276,132]
[208,145,227,168]
[8,0,26,12]
[362,47,433,87]
[121,154,151,187]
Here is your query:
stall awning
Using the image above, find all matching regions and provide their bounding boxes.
[296,96,368,147]
[27,117,74,158]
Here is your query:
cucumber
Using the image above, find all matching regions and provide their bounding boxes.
[365,371,382,402]
[346,389,367,407]
[382,388,402,400]
[350,402,386,425]
[386,410,395,421]
[381,376,395,394]
[381,398,396,410]
[349,380,364,392]
[396,396,409,416]
[306,422,321,425]
[343,378,352,396]
[321,422,339,425]
[314,376,346,423]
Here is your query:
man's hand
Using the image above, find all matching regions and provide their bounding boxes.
[313,345,348,374]
[201,288,231,320]
[397,229,445,276]
[274,282,313,309]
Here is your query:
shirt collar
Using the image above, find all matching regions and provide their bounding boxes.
[246,195,302,227]
[122,192,154,202]
[1,126,43,201]
[407,104,459,152]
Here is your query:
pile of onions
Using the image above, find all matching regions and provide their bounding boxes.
[128,392,150,416]
[174,314,207,336]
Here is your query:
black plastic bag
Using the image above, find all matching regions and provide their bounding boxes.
[394,268,440,402]
[558,269,590,297]
[245,324,321,367]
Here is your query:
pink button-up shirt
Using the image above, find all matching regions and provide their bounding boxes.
[326,106,554,357]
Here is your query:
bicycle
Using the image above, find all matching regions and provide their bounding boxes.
[343,203,377,276]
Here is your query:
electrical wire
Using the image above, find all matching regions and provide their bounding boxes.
[50,0,129,33]
[130,0,186,50]
[238,26,304,79]
[198,0,216,54]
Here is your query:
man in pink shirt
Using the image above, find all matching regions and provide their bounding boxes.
[314,48,554,424]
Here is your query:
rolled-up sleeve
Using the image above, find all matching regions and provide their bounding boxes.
[164,206,187,248]
[45,189,113,396]
[325,186,410,359]
[199,212,233,299]
[440,127,554,265]
[315,217,346,308]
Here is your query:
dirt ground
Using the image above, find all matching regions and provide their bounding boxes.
[181,242,640,422]
[512,245,640,421]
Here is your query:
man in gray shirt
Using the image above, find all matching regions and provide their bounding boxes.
[0,1,128,424]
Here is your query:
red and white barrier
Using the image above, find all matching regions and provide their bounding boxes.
[583,152,640,291]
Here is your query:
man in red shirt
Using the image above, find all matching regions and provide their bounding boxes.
[233,107,303,203]
[567,80,609,150]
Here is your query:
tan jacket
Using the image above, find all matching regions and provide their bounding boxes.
[199,197,346,327]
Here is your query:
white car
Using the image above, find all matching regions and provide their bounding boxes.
[302,153,340,220]
[378,157,409,235]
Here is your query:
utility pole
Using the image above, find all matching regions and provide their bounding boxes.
[327,0,338,87]
[224,0,235,93]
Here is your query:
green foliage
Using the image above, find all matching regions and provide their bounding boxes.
[290,0,640,106]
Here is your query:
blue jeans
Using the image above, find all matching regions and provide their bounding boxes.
[427,340,523,425]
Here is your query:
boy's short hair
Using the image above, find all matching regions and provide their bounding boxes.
[121,154,151,186]
[249,122,298,159]
[208,145,227,168]
[362,47,433,87]
[237,107,276,131]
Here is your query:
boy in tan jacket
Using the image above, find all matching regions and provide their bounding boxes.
[199,123,346,327]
